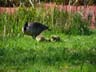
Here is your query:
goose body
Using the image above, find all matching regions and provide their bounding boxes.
[23,22,49,39]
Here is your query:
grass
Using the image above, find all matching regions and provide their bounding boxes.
[0,6,96,72]
[0,32,96,72]
[0,6,92,37]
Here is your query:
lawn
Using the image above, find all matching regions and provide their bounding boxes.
[0,32,96,72]
[0,6,96,72]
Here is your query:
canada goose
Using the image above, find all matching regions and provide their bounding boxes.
[22,21,50,39]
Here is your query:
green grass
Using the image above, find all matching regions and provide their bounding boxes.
[0,6,96,72]
[0,7,92,37]
[0,32,96,72]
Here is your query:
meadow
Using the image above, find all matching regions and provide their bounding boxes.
[0,6,96,72]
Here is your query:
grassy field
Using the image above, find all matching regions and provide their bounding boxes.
[0,7,96,72]
[0,32,96,72]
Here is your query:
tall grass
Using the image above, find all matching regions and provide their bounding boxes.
[0,6,92,38]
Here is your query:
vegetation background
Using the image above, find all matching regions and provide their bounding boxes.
[0,0,96,7]
[0,0,96,72]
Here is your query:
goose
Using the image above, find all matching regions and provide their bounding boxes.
[22,21,50,39]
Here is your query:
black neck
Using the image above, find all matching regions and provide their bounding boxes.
[24,22,28,31]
